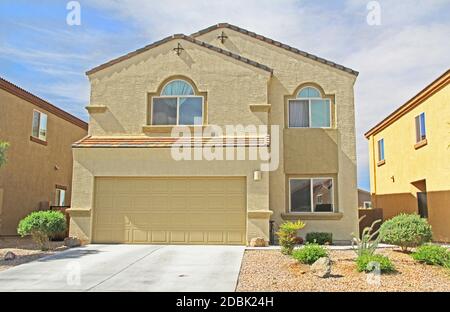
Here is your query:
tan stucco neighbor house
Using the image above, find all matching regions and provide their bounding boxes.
[69,23,359,245]
[0,77,88,235]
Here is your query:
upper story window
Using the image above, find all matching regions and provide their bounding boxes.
[151,79,203,126]
[415,112,426,143]
[288,86,331,128]
[32,110,47,141]
[378,138,385,162]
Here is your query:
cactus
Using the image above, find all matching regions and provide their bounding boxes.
[351,217,383,257]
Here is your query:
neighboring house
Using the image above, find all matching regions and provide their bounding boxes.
[69,23,359,245]
[365,69,450,242]
[358,189,372,209]
[0,77,88,235]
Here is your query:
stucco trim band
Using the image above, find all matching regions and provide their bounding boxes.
[281,212,344,221]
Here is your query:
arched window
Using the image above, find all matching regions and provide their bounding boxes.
[152,79,203,125]
[288,86,331,128]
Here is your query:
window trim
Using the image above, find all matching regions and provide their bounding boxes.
[415,112,427,144]
[31,109,48,142]
[288,177,335,213]
[377,138,385,163]
[55,187,67,207]
[286,85,334,129]
[363,201,372,209]
[148,78,206,126]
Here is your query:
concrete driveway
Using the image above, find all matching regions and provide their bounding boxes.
[0,244,245,292]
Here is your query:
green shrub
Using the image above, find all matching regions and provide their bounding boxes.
[0,141,9,168]
[17,211,66,250]
[276,220,306,255]
[412,245,450,267]
[305,232,333,245]
[356,253,395,273]
[292,243,328,264]
[380,214,432,252]
[352,218,383,257]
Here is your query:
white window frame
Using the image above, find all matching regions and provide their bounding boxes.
[363,201,372,209]
[151,80,204,126]
[31,110,48,141]
[415,112,426,143]
[377,138,385,162]
[287,87,332,129]
[288,177,335,213]
[55,188,66,207]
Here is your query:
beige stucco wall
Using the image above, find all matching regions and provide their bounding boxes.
[368,83,450,242]
[0,88,87,235]
[197,29,358,241]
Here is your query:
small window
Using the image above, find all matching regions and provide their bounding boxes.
[32,110,48,141]
[152,79,203,126]
[289,87,331,128]
[55,188,66,207]
[363,201,372,209]
[290,178,334,213]
[415,113,426,143]
[378,139,385,162]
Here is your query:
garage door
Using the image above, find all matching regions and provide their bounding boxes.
[92,177,246,245]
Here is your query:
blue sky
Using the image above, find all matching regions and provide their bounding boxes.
[1,0,450,191]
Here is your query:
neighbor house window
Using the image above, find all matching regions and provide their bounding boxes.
[32,110,48,141]
[152,79,203,125]
[289,178,334,213]
[288,87,331,128]
[55,187,66,207]
[363,201,372,209]
[415,112,426,143]
[378,139,385,162]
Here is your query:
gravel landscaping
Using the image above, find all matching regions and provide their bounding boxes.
[237,248,450,292]
[0,237,67,272]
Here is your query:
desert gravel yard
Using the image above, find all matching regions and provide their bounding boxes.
[0,237,66,272]
[237,248,450,292]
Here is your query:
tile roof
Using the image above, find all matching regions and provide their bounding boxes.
[73,135,271,148]
[0,77,88,130]
[191,23,359,76]
[365,69,450,138]
[86,34,273,76]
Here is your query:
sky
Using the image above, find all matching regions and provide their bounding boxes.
[1,0,450,191]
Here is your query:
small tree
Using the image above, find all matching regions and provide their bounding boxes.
[276,220,306,255]
[0,141,9,167]
[17,211,66,250]
[380,214,432,252]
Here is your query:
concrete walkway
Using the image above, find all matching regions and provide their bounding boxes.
[0,244,245,292]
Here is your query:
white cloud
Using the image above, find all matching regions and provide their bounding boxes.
[4,0,449,189]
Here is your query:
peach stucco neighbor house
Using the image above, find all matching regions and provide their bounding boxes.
[68,23,359,245]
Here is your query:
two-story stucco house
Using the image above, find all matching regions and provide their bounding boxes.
[0,77,88,235]
[68,23,359,245]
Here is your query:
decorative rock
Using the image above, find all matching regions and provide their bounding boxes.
[311,257,331,278]
[4,251,16,261]
[64,237,81,248]
[249,237,268,247]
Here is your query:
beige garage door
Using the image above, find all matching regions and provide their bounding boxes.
[93,177,246,245]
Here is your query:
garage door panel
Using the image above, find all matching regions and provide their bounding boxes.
[93,177,246,245]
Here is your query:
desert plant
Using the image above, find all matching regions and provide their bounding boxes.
[292,243,328,265]
[380,214,432,252]
[305,232,333,245]
[352,218,383,257]
[17,210,66,250]
[276,220,306,255]
[356,253,395,273]
[412,245,450,267]
[0,141,9,167]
